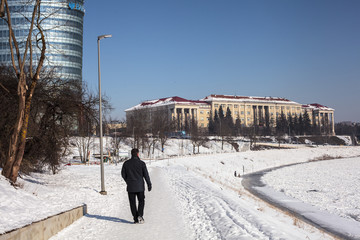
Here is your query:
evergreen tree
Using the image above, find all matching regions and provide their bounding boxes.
[234,116,242,136]
[276,111,288,135]
[225,107,234,135]
[214,109,220,135]
[298,113,304,135]
[208,111,215,135]
[288,113,293,136]
[292,114,298,135]
[264,110,271,136]
[303,110,311,135]
[218,105,225,120]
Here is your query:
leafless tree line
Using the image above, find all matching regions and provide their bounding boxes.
[125,109,176,157]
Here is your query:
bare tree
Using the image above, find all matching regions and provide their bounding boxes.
[1,0,49,183]
[189,116,208,154]
[126,109,149,149]
[151,113,174,153]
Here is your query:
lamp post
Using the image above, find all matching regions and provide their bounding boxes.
[97,34,112,195]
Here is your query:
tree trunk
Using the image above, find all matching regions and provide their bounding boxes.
[2,74,37,183]
[1,74,26,183]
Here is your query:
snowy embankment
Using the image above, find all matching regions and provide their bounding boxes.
[0,144,360,239]
[263,157,360,223]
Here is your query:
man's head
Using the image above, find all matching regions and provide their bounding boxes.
[131,148,139,157]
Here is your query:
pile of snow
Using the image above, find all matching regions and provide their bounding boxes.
[336,135,352,145]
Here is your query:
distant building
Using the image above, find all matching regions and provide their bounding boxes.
[125,94,335,135]
[125,96,211,130]
[0,0,85,83]
[302,103,335,134]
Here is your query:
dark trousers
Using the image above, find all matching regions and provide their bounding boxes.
[128,192,145,221]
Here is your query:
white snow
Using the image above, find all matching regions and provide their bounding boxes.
[336,135,353,145]
[262,157,360,222]
[1,141,360,239]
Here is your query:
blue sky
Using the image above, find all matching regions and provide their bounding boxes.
[82,0,360,122]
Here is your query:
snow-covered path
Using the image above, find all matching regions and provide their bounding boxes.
[50,167,189,240]
[163,165,330,240]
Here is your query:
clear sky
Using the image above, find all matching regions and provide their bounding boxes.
[82,0,360,122]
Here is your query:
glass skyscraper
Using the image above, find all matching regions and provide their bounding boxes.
[0,0,85,82]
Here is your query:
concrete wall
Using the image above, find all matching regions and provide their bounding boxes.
[0,204,87,240]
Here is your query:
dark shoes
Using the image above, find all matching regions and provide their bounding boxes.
[138,216,144,224]
[133,216,144,224]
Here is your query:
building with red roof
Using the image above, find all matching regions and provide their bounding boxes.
[126,94,335,135]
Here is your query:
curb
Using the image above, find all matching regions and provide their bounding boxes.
[0,204,87,240]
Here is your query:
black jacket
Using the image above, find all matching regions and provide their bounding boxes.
[121,156,152,193]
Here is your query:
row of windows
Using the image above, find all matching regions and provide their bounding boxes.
[213,103,302,111]
[57,66,82,75]
[48,42,83,53]
[45,29,83,41]
[47,54,82,65]
[4,16,83,31]
[40,6,85,17]
[8,4,84,17]
[199,111,210,115]
[0,53,83,67]
[42,18,83,30]
[214,103,253,109]
[0,27,82,42]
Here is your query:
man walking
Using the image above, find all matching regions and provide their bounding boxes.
[121,148,152,224]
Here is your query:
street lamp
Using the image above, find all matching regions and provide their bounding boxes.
[97,34,112,195]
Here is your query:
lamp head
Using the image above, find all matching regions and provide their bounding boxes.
[98,34,112,40]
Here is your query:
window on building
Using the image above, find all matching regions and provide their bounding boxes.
[276,106,279,110]
[200,111,204,114]
[286,106,290,110]
[270,106,274,109]
[241,111,244,115]
[234,105,238,108]
[214,104,219,108]
[235,111,238,115]
[247,118,250,122]
[247,111,250,115]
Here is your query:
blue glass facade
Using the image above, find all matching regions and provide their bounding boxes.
[0,0,85,83]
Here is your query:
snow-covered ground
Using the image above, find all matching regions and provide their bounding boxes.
[1,140,360,239]
[263,157,360,223]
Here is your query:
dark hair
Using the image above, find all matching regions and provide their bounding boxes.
[131,148,139,157]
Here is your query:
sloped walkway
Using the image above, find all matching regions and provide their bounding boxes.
[50,168,189,240]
